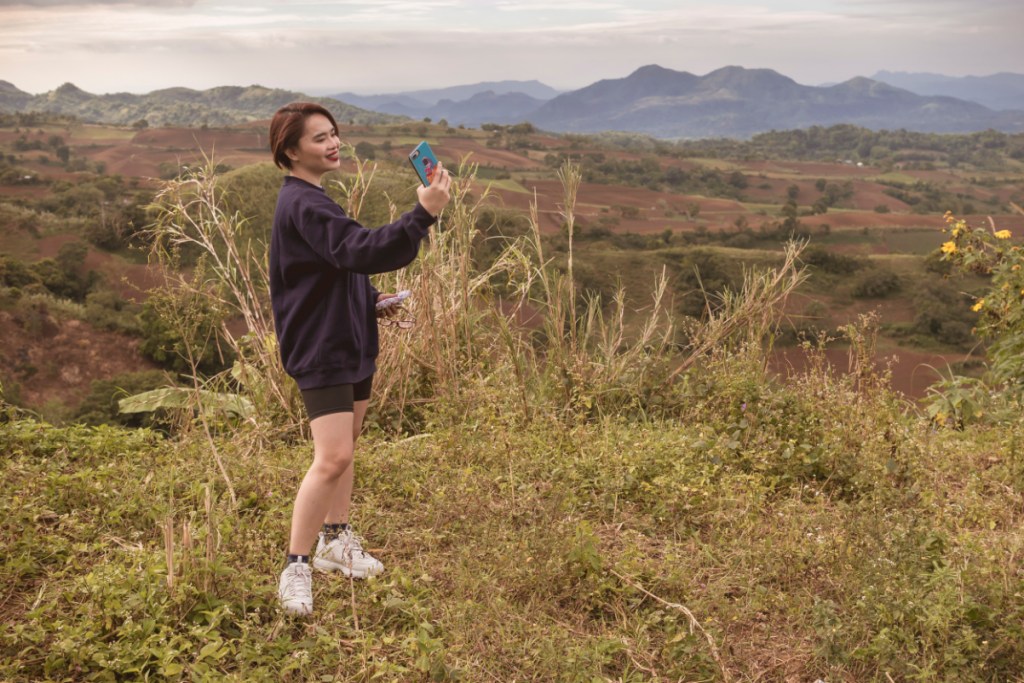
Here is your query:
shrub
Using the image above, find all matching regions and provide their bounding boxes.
[73,370,172,428]
[937,212,1024,393]
[851,268,901,298]
[801,245,864,274]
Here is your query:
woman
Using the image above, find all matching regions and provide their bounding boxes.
[268,102,451,616]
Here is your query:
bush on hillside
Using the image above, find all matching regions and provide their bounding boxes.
[668,249,743,318]
[74,370,173,428]
[851,268,901,298]
[801,245,865,274]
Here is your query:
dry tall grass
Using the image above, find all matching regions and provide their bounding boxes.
[143,156,806,435]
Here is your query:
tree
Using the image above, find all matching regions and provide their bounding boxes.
[354,141,376,160]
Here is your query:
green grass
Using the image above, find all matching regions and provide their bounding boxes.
[482,178,530,194]
[4,156,1024,681]
[3,357,1024,681]
[880,229,947,255]
[869,172,919,184]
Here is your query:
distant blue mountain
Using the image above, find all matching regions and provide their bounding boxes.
[329,80,561,113]
[871,71,1024,112]
[525,65,1024,138]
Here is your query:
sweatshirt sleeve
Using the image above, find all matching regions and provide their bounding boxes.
[294,193,436,274]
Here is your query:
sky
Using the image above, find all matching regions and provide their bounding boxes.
[1,0,1022,96]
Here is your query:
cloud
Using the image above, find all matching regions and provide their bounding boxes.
[0,0,196,6]
[1,0,1018,95]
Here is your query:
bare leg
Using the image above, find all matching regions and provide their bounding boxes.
[288,411,355,555]
[324,399,369,525]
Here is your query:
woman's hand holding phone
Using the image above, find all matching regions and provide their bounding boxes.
[416,160,452,217]
[375,290,409,318]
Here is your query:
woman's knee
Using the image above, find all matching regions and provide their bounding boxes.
[311,445,354,480]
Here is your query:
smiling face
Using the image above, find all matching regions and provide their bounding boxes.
[285,113,341,185]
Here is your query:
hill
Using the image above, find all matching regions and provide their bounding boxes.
[426,90,549,126]
[528,65,1024,138]
[872,70,1024,112]
[0,82,400,128]
[324,66,1024,139]
[2,113,1023,420]
[329,79,560,111]
[3,165,1024,678]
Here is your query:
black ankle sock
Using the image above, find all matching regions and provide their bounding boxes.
[322,523,349,541]
[286,554,309,565]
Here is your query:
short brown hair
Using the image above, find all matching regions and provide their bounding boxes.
[268,102,340,170]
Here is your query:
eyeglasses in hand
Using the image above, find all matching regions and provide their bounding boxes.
[378,305,415,329]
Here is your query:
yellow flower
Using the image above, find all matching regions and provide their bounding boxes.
[972,299,985,312]
[941,241,957,254]
[994,230,1012,239]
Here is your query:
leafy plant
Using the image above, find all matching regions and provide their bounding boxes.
[928,209,1024,419]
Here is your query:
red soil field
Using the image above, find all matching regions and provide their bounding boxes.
[434,138,543,170]
[770,345,973,400]
[0,310,159,409]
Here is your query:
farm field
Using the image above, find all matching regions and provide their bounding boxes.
[1,117,1022,418]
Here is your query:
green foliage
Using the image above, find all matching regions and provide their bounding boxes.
[851,268,902,298]
[936,213,1024,397]
[12,157,1024,678]
[676,124,1024,170]
[666,248,743,317]
[880,180,977,215]
[911,279,979,348]
[74,370,172,428]
[4,361,1024,680]
[84,288,142,335]
[802,244,865,274]
[118,386,254,420]
[214,162,283,251]
[137,281,236,376]
[578,155,745,198]
[354,140,376,159]
[0,243,99,302]
[0,254,39,289]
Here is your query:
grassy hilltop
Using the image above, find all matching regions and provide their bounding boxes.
[2,114,1024,680]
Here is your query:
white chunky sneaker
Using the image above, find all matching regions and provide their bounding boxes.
[313,529,384,578]
[278,561,313,616]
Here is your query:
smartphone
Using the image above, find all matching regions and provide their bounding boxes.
[408,141,439,187]
[375,289,411,310]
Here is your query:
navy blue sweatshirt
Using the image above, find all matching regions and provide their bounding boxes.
[269,176,435,390]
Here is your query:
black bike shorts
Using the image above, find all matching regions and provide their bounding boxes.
[300,375,374,420]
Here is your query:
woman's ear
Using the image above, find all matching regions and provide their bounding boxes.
[285,146,299,162]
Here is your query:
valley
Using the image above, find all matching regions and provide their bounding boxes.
[1,115,1022,420]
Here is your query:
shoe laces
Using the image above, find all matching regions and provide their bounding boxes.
[342,529,367,556]
[282,563,312,600]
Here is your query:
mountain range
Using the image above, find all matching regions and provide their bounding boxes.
[328,80,560,114]
[0,82,398,128]
[871,71,1024,112]
[3,66,1023,138]
[335,65,1024,137]
[524,65,1024,138]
